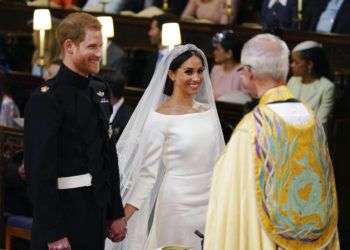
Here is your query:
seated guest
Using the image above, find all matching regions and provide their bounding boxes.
[4,151,32,217]
[303,0,350,34]
[0,72,20,128]
[261,0,297,30]
[106,41,128,76]
[127,14,173,86]
[210,30,249,103]
[51,0,78,8]
[288,41,335,127]
[100,71,131,144]
[28,0,79,8]
[83,0,125,13]
[181,0,240,24]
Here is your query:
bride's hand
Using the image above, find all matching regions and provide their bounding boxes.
[124,203,138,221]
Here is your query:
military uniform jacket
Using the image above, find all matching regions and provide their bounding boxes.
[24,64,124,243]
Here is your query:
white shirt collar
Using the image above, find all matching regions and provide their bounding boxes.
[268,0,287,8]
[109,97,125,123]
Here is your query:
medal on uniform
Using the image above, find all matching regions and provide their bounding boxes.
[97,90,105,97]
[108,124,113,139]
[40,85,50,92]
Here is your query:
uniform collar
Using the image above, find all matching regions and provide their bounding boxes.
[259,85,294,105]
[56,63,90,89]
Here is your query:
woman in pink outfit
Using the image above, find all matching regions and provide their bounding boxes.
[182,0,240,24]
[210,30,245,100]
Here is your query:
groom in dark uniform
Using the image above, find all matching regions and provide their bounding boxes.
[24,13,126,250]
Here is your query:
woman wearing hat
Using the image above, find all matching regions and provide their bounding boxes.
[288,40,335,127]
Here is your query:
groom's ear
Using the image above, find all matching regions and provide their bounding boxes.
[168,70,175,82]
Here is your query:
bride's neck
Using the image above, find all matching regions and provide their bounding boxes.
[169,91,194,108]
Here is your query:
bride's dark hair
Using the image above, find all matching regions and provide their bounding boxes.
[164,50,204,96]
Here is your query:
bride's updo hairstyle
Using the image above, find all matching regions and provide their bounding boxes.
[164,49,205,96]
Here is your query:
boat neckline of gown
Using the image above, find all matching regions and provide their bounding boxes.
[153,107,212,117]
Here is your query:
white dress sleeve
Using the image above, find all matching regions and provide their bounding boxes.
[125,113,167,209]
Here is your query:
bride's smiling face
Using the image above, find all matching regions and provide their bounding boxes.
[168,55,204,97]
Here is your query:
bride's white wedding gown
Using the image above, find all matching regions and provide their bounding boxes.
[105,108,221,250]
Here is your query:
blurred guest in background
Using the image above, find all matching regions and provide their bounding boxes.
[182,0,240,24]
[288,41,335,127]
[83,0,126,13]
[43,58,61,81]
[100,70,131,144]
[261,0,297,30]
[51,0,79,9]
[303,0,350,34]
[106,41,128,76]
[0,71,20,128]
[127,14,175,87]
[28,0,80,9]
[210,30,247,102]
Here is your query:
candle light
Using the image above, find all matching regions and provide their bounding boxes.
[163,0,168,12]
[297,0,303,19]
[33,9,52,67]
[162,22,181,51]
[226,0,232,17]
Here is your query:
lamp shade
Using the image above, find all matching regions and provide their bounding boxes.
[162,22,181,48]
[97,16,115,38]
[33,9,52,30]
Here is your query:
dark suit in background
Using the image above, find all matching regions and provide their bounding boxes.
[110,102,131,144]
[4,151,32,217]
[261,0,297,30]
[126,49,158,87]
[99,69,132,142]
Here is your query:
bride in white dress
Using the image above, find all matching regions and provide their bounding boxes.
[105,44,224,250]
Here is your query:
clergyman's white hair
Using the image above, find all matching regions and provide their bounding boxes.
[241,33,290,81]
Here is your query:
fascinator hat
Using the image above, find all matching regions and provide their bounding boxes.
[212,29,235,46]
[292,41,322,52]
[212,30,242,61]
